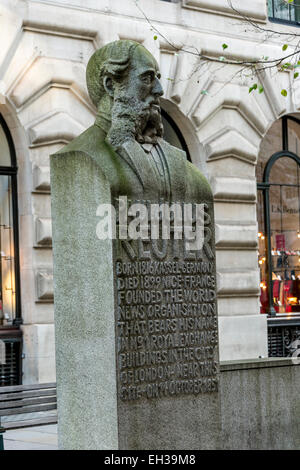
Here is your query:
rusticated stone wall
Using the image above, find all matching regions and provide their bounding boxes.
[0,0,298,381]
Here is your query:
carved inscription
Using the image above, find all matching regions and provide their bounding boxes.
[114,202,218,401]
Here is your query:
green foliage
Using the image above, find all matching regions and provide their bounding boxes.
[249,83,264,94]
[281,89,288,97]
[249,83,258,93]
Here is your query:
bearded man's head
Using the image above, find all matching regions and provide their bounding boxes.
[86,40,164,149]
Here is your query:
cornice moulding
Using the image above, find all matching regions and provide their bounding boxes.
[182,0,267,23]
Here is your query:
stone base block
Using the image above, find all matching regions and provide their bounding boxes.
[21,324,56,384]
[218,314,268,361]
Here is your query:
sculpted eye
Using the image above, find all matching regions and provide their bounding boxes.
[141,72,155,84]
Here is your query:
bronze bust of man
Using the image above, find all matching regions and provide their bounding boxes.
[55,40,211,203]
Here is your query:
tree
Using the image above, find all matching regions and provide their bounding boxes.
[134,0,300,98]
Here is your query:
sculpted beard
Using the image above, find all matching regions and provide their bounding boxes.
[107,94,163,149]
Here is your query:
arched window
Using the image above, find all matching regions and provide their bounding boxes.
[257,116,300,355]
[161,109,191,162]
[0,113,22,386]
[0,114,21,327]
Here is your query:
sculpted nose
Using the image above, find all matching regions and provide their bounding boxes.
[152,77,164,97]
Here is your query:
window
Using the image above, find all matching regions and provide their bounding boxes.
[161,109,191,161]
[257,116,300,357]
[0,114,22,385]
[268,0,300,24]
[0,114,21,328]
[257,116,300,316]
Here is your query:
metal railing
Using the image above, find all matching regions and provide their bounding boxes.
[0,329,22,386]
[268,317,300,357]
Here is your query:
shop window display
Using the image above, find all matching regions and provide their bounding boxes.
[257,115,300,316]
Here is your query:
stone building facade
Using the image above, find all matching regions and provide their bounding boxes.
[0,0,299,384]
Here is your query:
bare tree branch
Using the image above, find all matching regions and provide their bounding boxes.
[133,0,300,95]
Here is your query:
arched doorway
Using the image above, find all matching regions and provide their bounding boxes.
[257,115,300,357]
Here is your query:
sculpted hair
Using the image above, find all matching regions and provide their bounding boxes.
[86,40,141,107]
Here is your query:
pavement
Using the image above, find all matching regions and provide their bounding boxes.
[3,424,58,450]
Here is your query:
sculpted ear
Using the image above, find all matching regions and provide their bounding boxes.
[103,75,114,98]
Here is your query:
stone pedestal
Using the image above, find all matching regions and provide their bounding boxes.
[51,149,221,449]
[50,39,221,450]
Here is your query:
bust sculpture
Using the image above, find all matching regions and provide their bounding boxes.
[55,39,211,203]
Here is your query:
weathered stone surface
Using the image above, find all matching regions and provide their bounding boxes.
[220,359,300,449]
[33,166,51,192]
[51,40,220,450]
[36,271,53,301]
[35,217,52,246]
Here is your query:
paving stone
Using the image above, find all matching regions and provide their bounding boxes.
[3,424,58,450]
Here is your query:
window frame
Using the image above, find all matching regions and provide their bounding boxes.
[268,0,300,26]
[257,115,300,316]
[0,113,22,327]
[161,109,191,161]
